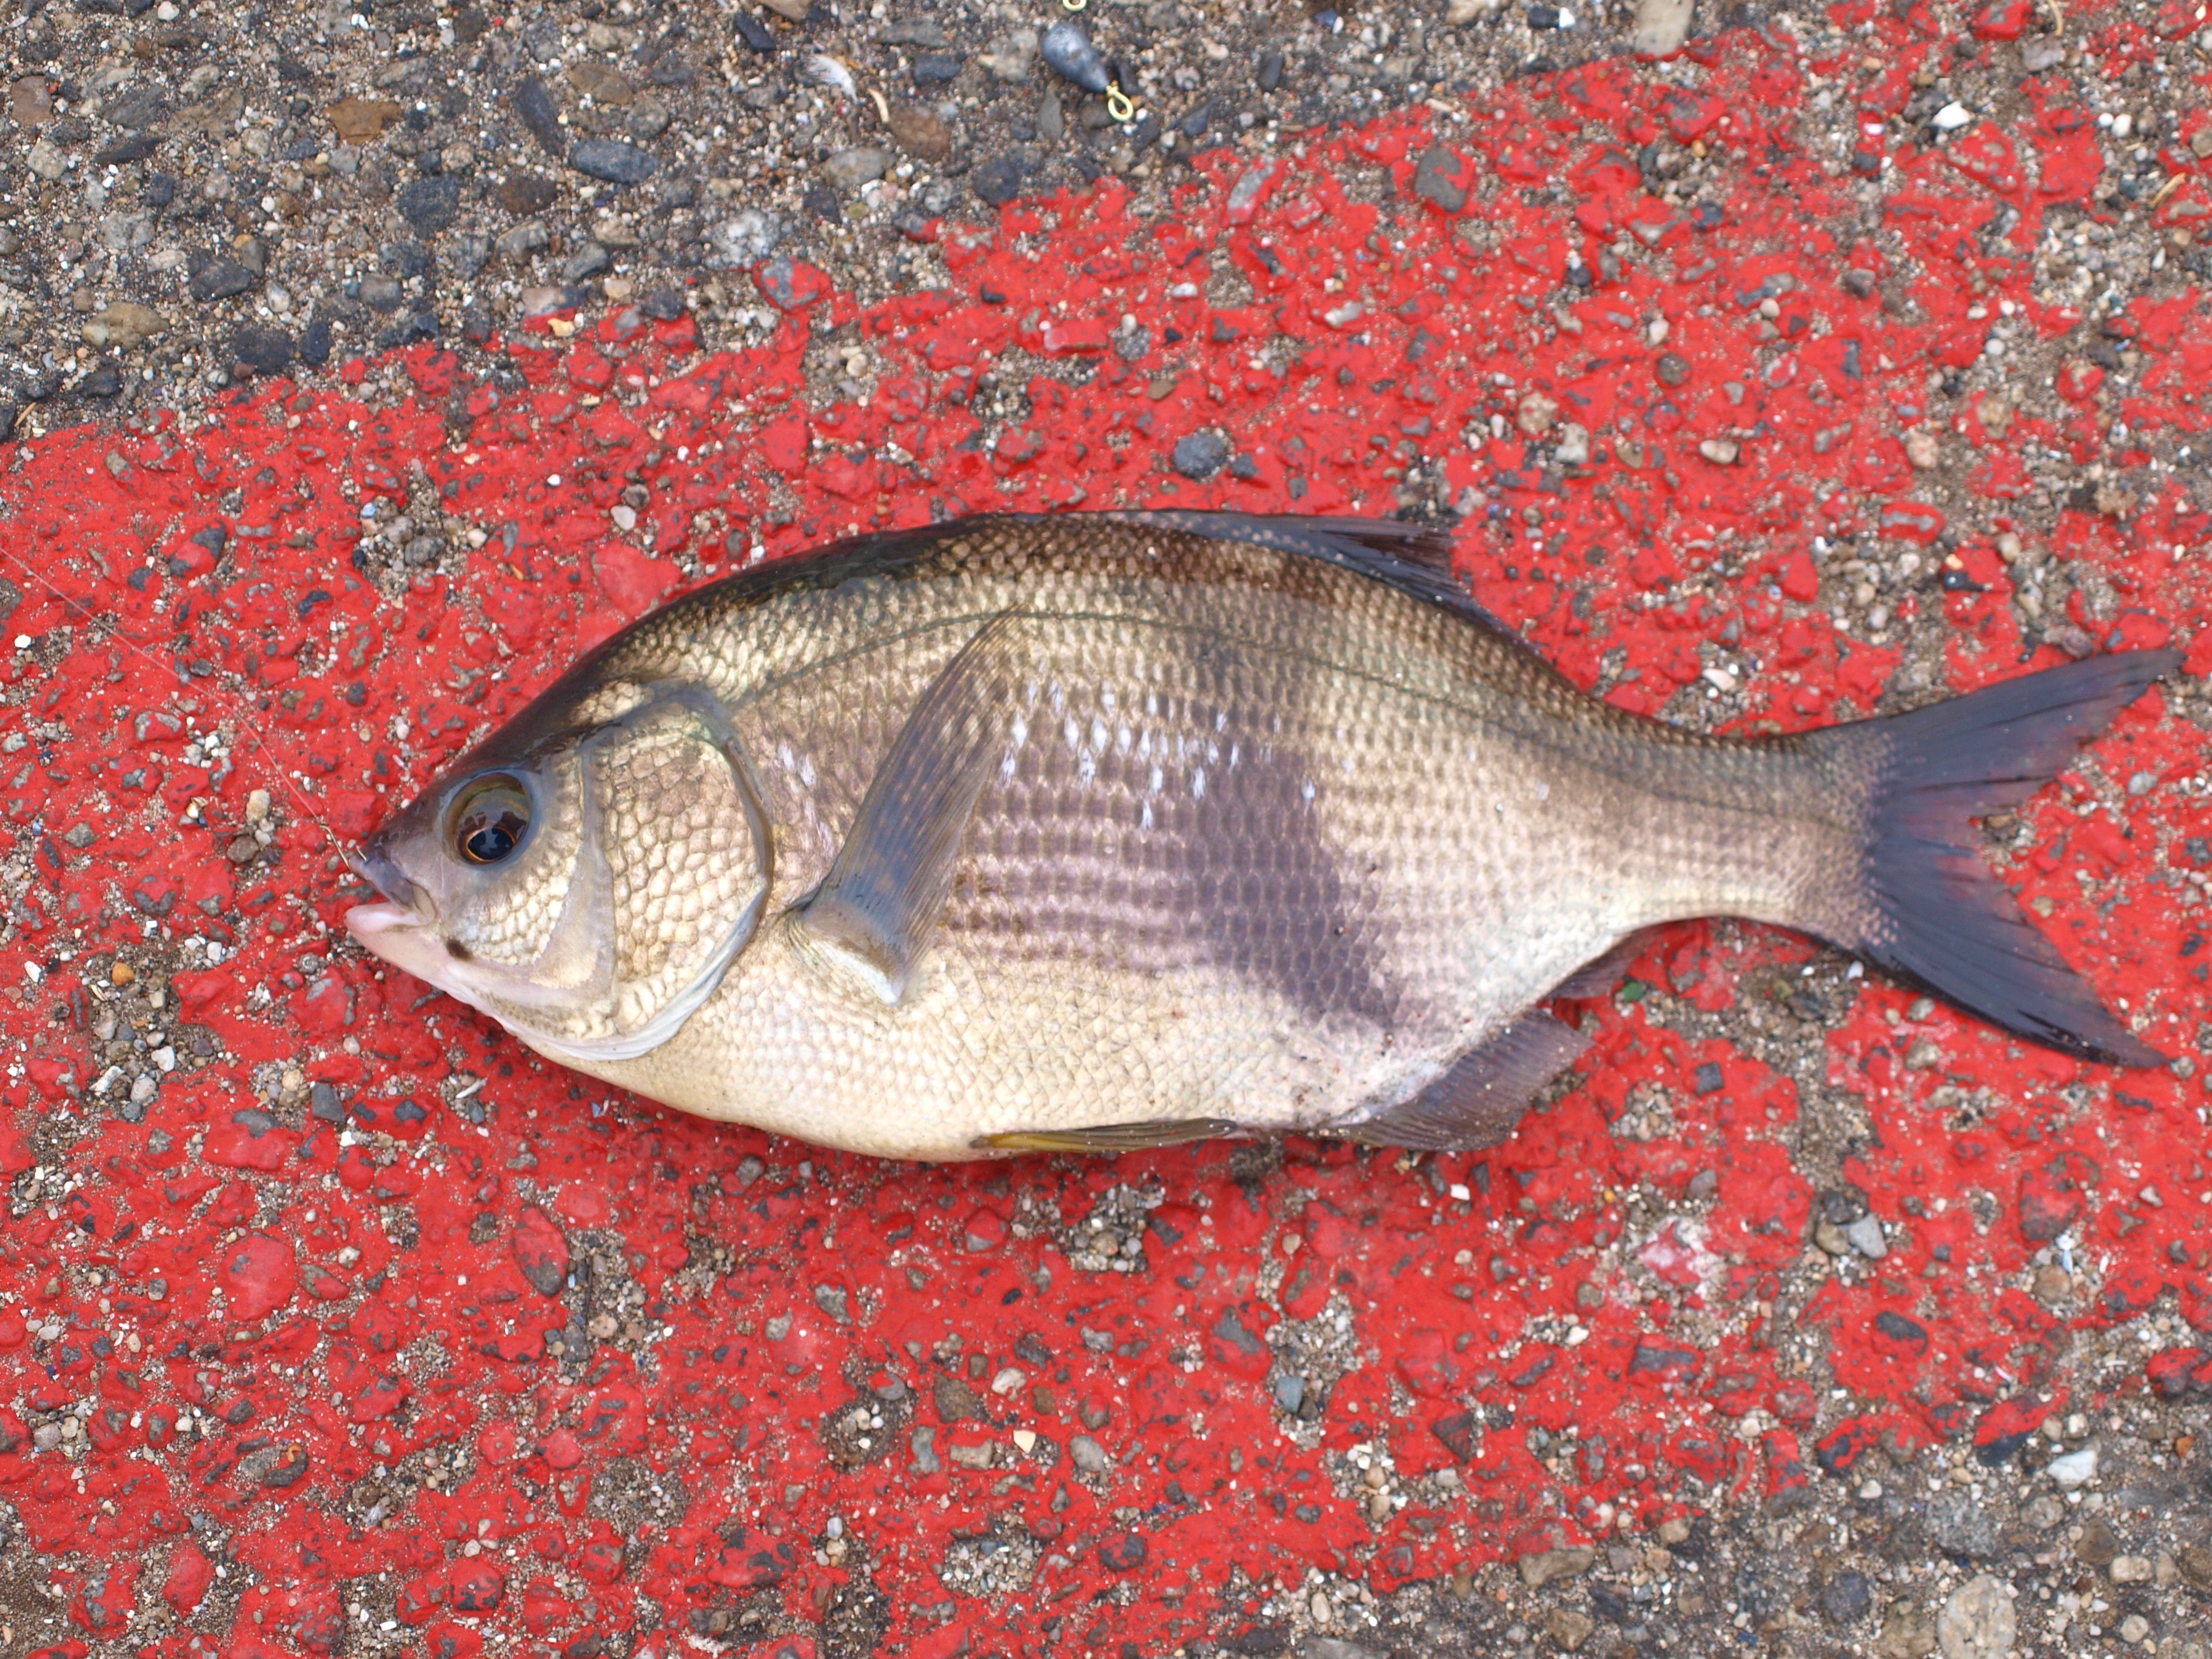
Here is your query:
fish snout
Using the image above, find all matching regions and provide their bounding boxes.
[354,842,429,916]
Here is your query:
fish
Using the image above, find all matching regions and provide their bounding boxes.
[344,512,2177,1161]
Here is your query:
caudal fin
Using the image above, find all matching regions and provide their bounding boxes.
[1803,649,2180,1068]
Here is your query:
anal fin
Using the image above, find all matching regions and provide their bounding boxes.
[1338,1012,1591,1152]
[972,1117,1241,1153]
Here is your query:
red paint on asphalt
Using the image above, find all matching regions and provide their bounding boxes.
[1,8,2209,1655]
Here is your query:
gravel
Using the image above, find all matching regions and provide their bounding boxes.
[5,0,2212,1652]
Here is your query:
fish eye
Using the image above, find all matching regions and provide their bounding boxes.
[449,775,532,866]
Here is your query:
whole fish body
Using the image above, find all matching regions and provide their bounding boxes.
[347,513,2173,1160]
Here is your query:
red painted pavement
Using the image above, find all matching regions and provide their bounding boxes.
[1,5,2208,1655]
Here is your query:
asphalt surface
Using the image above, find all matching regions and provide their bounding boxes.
[2,0,2212,1657]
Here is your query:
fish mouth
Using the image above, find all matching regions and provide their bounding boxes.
[344,842,437,960]
[347,843,429,916]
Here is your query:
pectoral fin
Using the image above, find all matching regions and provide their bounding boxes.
[972,1117,1241,1153]
[793,612,1025,1004]
[1338,1012,1590,1152]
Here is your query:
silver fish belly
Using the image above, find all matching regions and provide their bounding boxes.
[345,512,2173,1159]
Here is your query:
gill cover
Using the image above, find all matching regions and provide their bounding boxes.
[428,680,772,1064]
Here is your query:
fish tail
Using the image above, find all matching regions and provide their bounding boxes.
[1800,648,2181,1067]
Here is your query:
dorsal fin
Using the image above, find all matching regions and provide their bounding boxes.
[1088,510,1508,635]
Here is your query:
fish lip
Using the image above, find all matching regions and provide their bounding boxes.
[352,843,429,916]
[343,899,421,949]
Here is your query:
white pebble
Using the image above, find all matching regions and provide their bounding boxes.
[2043,1446,2097,1488]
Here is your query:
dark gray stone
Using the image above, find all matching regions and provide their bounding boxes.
[569,138,657,185]
[560,241,612,282]
[396,176,462,235]
[229,325,295,375]
[911,52,964,84]
[1172,431,1230,480]
[971,154,1027,206]
[187,260,257,302]
[358,276,404,313]
[1411,145,1466,212]
[515,75,564,155]
[1820,1572,1872,1624]
[101,85,169,130]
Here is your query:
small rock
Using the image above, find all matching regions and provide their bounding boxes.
[2021,36,2065,72]
[358,276,404,313]
[1845,1214,1887,1258]
[732,12,777,52]
[1935,1575,2013,1659]
[1171,431,1230,480]
[1553,422,1590,465]
[885,101,952,161]
[2117,1614,2151,1646]
[1272,1373,1304,1411]
[971,155,1028,206]
[2179,1542,2212,1588]
[514,77,565,156]
[980,27,1042,83]
[497,220,552,261]
[518,285,569,318]
[1412,145,1467,213]
[396,176,463,236]
[1821,1572,1872,1625]
[1903,429,1940,469]
[1698,437,1740,465]
[1926,1490,2000,1560]
[326,95,404,144]
[1518,1546,1592,1589]
[495,175,560,215]
[80,302,167,350]
[1631,0,1694,55]
[229,325,295,375]
[569,138,657,185]
[2110,1553,2153,1584]
[1446,0,1503,18]
[1545,1608,1594,1652]
[933,1376,982,1422]
[708,209,782,266]
[910,53,964,85]
[1068,1434,1109,1473]
[759,0,808,18]
[879,20,950,45]
[1039,22,1107,93]
[908,1426,938,1473]
[189,260,257,302]
[1516,390,1558,435]
[1655,351,1689,386]
[2043,1444,2097,1488]
[1932,101,1972,132]
[627,98,671,140]
[2074,1515,2120,1567]
[560,242,612,282]
[823,146,893,190]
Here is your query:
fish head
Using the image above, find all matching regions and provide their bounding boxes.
[345,677,773,1062]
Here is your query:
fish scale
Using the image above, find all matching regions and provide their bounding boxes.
[347,513,2174,1160]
